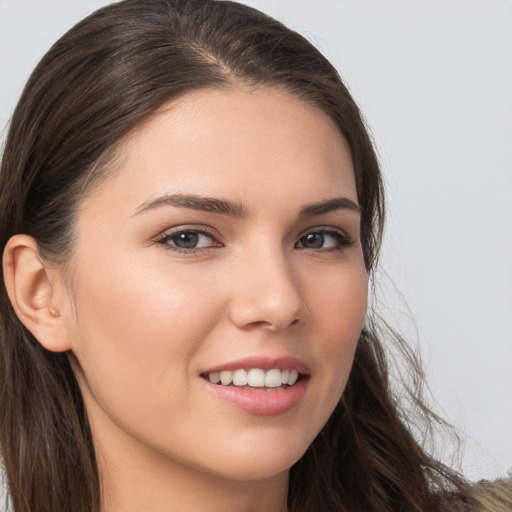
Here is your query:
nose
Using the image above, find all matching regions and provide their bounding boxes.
[228,247,308,331]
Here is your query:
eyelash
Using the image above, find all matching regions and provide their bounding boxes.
[155,226,354,255]
[295,228,354,252]
[155,227,221,254]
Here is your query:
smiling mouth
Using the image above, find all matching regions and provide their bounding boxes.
[201,368,302,389]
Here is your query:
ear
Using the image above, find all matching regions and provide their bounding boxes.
[2,234,72,352]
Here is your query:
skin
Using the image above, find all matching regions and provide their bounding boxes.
[5,87,368,512]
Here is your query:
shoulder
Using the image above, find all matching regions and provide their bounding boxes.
[434,477,512,512]
[473,477,512,511]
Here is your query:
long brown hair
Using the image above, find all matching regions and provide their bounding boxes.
[0,1,480,511]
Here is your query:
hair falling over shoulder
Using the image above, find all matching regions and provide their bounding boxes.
[0,1,489,510]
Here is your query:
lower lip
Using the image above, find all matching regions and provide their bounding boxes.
[203,377,309,416]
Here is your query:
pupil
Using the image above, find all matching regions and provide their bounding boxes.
[175,232,198,248]
[304,233,324,248]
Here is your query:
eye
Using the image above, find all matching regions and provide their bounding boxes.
[295,228,353,251]
[155,227,221,253]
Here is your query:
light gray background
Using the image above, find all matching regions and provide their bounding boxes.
[1,0,511,483]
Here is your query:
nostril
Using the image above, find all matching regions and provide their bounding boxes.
[227,259,308,331]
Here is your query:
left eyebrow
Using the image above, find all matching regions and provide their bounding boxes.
[298,197,361,219]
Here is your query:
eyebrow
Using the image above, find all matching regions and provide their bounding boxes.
[133,193,360,218]
[298,197,361,218]
[133,193,247,217]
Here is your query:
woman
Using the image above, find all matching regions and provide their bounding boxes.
[0,0,488,511]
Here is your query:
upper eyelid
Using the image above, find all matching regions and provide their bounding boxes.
[298,225,349,237]
[155,225,220,240]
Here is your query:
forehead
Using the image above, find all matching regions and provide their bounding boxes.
[81,86,357,217]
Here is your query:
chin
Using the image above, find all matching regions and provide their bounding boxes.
[201,431,311,482]
[209,457,295,483]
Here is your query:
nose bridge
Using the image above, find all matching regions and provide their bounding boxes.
[228,240,306,330]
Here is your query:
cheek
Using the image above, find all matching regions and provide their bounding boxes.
[307,260,368,390]
[74,250,222,336]
[312,260,368,346]
[66,253,227,407]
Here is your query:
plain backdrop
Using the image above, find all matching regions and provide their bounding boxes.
[1,0,511,484]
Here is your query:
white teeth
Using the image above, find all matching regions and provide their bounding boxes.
[288,369,299,386]
[208,372,220,384]
[220,371,233,386]
[232,369,248,386]
[208,368,301,388]
[247,368,265,387]
[265,369,282,387]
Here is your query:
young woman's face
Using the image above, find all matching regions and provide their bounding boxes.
[60,87,368,483]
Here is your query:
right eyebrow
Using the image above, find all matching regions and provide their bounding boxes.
[132,193,248,218]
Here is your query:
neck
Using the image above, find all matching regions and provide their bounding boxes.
[89,406,289,512]
[101,456,289,512]
[98,440,289,512]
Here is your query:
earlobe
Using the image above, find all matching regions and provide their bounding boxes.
[2,234,71,352]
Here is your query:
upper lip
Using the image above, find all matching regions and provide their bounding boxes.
[202,355,310,375]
